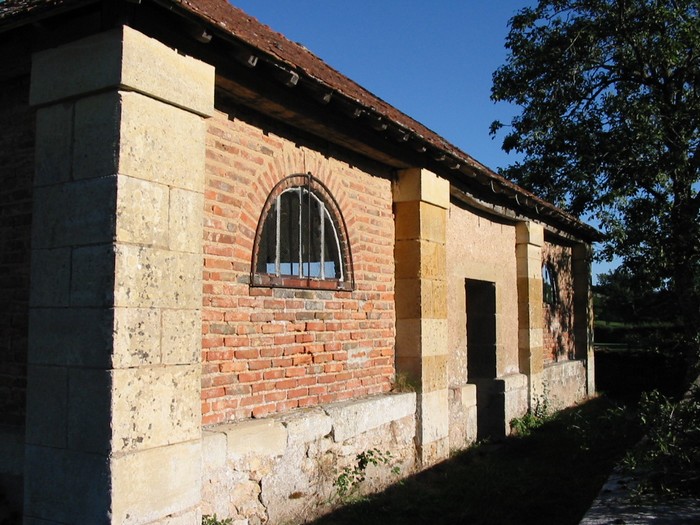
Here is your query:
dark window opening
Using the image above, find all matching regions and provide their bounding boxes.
[542,263,558,306]
[252,174,353,290]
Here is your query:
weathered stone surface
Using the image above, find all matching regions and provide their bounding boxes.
[113,245,201,309]
[25,365,67,448]
[221,419,287,459]
[162,309,201,365]
[24,446,111,524]
[70,244,116,307]
[515,220,544,247]
[448,384,477,452]
[169,188,205,253]
[30,26,214,117]
[201,431,227,470]
[116,175,169,246]
[111,440,202,525]
[326,393,415,442]
[422,355,448,392]
[112,307,161,368]
[393,168,449,209]
[67,368,112,455]
[501,373,529,432]
[73,91,120,181]
[29,247,71,307]
[394,200,449,243]
[119,25,215,117]
[418,389,449,444]
[29,307,114,367]
[119,91,206,192]
[33,177,117,250]
[201,394,418,524]
[542,360,587,411]
[277,407,332,445]
[112,365,200,452]
[34,102,73,186]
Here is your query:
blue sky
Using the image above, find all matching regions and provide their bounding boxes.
[230,1,616,279]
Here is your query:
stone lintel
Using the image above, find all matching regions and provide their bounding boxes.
[30,26,214,117]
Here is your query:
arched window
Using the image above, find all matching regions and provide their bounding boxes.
[542,263,558,306]
[251,174,353,290]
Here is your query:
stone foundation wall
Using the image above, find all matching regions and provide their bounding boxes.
[202,392,416,524]
[448,384,477,451]
[542,360,587,411]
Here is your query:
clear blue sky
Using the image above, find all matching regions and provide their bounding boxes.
[230,1,615,279]
[232,0,530,171]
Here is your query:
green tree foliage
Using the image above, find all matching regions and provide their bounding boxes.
[595,267,679,324]
[491,0,700,363]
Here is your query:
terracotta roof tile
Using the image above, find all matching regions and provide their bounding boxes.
[0,0,597,238]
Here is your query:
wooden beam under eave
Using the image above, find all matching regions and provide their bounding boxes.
[214,75,420,169]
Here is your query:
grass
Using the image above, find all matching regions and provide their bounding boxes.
[312,396,640,525]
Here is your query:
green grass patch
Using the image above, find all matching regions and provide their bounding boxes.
[312,396,640,525]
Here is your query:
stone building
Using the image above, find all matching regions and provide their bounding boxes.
[0,0,598,523]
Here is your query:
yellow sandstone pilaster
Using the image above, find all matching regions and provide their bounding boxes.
[394,168,450,466]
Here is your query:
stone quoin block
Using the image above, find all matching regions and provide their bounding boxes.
[111,365,200,452]
[30,26,214,117]
[34,101,74,186]
[110,440,202,524]
[28,307,114,367]
[116,175,170,247]
[118,91,207,192]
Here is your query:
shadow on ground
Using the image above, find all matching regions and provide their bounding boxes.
[311,397,641,525]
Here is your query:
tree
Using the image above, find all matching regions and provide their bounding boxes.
[491,0,700,366]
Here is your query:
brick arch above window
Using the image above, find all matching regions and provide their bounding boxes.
[251,173,354,290]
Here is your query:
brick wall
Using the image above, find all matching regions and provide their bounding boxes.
[201,109,396,425]
[542,242,575,363]
[0,37,33,427]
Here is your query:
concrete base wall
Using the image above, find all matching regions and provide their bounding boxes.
[202,393,416,524]
[542,360,587,411]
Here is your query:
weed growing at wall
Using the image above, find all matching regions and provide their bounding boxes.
[510,389,551,437]
[623,388,700,499]
[334,448,399,502]
[202,514,233,525]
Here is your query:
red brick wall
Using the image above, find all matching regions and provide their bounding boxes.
[0,37,33,427]
[542,242,575,363]
[201,110,396,425]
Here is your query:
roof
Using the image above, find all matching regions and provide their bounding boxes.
[0,0,599,241]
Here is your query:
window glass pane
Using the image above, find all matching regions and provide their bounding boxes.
[323,213,340,279]
[279,190,300,276]
[257,199,277,274]
[543,264,557,305]
[253,176,351,288]
[301,192,323,278]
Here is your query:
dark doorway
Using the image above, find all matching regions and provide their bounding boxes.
[465,279,503,439]
[466,279,497,379]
